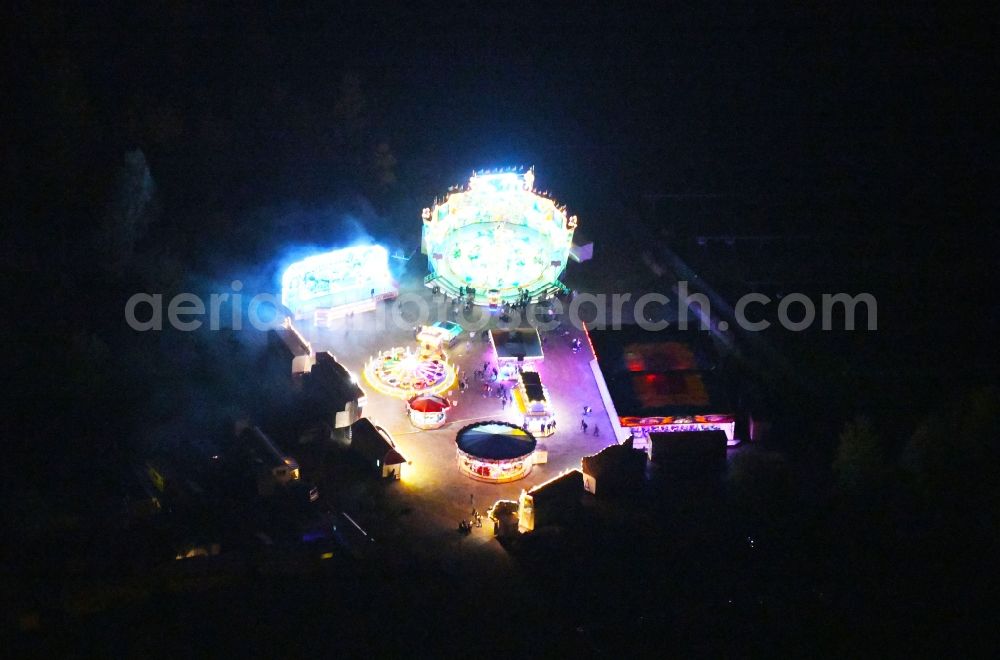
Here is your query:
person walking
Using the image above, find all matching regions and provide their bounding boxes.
[582,420,588,433]
[593,425,600,437]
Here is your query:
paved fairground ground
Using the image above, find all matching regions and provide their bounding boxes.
[297,271,615,566]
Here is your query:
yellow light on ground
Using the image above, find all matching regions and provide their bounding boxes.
[320,552,334,560]
[399,461,418,486]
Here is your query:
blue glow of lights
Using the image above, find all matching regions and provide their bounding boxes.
[281,245,395,319]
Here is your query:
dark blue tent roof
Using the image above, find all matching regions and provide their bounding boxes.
[456,422,537,460]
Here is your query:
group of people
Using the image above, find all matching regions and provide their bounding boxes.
[481,382,508,401]
[458,507,483,534]
[474,362,500,383]
[580,418,600,436]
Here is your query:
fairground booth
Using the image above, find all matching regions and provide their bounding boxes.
[586,324,737,447]
[488,327,544,380]
[406,393,451,429]
[416,321,463,351]
[514,370,555,437]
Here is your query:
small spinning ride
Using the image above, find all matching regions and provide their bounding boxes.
[364,345,456,399]
[406,394,452,429]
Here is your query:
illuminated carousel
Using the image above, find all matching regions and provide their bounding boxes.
[456,421,537,483]
[421,168,577,305]
[364,345,457,399]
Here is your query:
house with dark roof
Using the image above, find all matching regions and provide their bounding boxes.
[238,425,302,493]
[648,430,728,478]
[349,418,407,479]
[581,437,647,496]
[304,351,366,433]
[266,319,314,379]
[518,469,584,532]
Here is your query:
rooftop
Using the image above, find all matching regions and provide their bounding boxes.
[581,438,646,480]
[526,469,584,504]
[350,418,406,466]
[456,422,537,460]
[490,328,544,361]
[307,352,364,403]
[520,371,546,402]
[587,325,731,418]
[268,322,312,359]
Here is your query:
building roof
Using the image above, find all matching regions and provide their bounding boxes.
[527,469,584,504]
[407,393,450,413]
[587,325,731,418]
[239,426,293,468]
[648,430,729,468]
[581,438,646,480]
[490,328,544,360]
[307,351,364,404]
[267,323,312,359]
[433,320,463,334]
[456,421,537,460]
[350,418,406,465]
[520,371,546,402]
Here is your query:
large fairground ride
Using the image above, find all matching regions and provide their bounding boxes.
[281,245,398,324]
[421,168,577,305]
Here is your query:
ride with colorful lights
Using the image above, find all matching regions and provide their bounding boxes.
[364,345,457,400]
[421,168,577,306]
[281,245,398,323]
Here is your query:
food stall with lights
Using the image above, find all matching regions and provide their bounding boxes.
[514,370,555,437]
[416,320,463,350]
[488,327,544,381]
